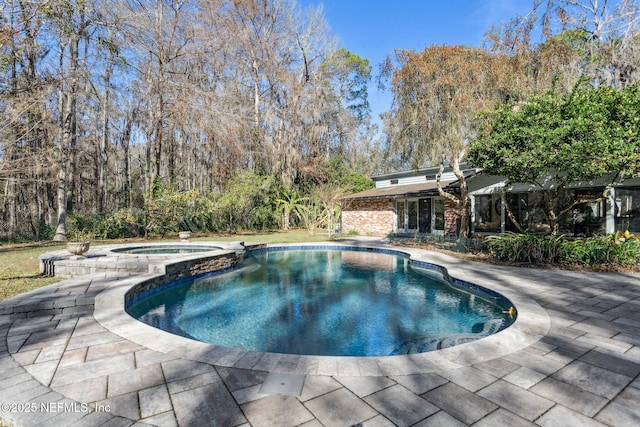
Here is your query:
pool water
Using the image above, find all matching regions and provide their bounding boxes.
[112,245,221,254]
[127,249,514,356]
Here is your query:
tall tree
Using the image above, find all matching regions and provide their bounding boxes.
[487,0,640,89]
[47,0,101,241]
[122,0,196,193]
[1,1,61,239]
[318,48,372,158]
[382,45,516,237]
[218,0,335,186]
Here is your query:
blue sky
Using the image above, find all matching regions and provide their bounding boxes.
[299,0,535,123]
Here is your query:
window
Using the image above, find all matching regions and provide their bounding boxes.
[397,197,444,234]
[434,199,445,230]
[474,195,501,232]
[419,199,432,233]
[615,188,640,232]
[396,201,405,231]
[506,192,549,233]
[408,201,418,230]
[505,193,528,232]
[390,179,399,185]
[570,189,606,235]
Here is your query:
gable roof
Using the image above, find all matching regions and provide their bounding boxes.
[342,180,455,200]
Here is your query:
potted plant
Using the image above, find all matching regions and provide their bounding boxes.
[66,229,93,258]
[179,230,191,242]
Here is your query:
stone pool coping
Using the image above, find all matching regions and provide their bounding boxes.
[38,241,258,278]
[94,241,551,376]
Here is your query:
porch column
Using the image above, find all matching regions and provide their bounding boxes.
[469,196,475,233]
[606,187,616,234]
[500,196,506,233]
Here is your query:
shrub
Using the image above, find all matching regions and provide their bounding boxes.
[484,232,566,265]
[564,232,640,268]
[96,209,144,239]
[210,172,278,231]
[484,231,640,268]
[145,189,211,236]
[67,213,102,240]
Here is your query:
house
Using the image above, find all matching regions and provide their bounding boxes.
[340,165,473,237]
[468,173,640,236]
[341,166,640,237]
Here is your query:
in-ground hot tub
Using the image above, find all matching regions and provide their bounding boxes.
[110,244,224,255]
[39,241,250,278]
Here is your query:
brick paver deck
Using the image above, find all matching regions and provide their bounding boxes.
[1,240,639,426]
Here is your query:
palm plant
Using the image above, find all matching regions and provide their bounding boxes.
[276,189,309,230]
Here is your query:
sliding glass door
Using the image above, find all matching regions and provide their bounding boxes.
[396,198,445,234]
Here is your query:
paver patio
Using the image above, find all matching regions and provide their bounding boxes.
[1,240,639,426]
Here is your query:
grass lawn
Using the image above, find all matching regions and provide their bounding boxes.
[0,244,65,301]
[0,230,337,302]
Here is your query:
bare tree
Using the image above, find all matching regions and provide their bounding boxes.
[48,0,103,241]
[0,0,371,240]
[121,0,196,194]
[487,0,640,88]
[383,46,523,237]
[0,1,57,239]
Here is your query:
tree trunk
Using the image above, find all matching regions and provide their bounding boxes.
[6,169,17,240]
[252,54,262,170]
[53,84,69,242]
[99,60,112,213]
[152,93,164,187]
[53,153,68,241]
[501,184,525,233]
[282,205,291,230]
[54,33,80,242]
[437,152,470,238]
[121,110,134,208]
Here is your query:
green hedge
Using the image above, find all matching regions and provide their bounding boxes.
[484,231,640,268]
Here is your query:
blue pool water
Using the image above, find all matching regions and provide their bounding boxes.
[126,249,514,356]
[112,245,221,254]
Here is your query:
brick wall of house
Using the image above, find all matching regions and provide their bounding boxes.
[342,199,395,236]
[444,198,462,236]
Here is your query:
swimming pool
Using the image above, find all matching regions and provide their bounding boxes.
[126,248,515,357]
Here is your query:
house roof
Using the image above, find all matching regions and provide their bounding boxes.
[370,163,475,181]
[466,172,640,195]
[342,180,456,200]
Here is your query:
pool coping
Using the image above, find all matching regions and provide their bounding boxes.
[38,241,256,278]
[93,242,551,376]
